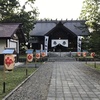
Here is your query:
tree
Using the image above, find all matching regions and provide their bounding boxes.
[0,0,39,41]
[79,0,100,28]
[79,0,100,55]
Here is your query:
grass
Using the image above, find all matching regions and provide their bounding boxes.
[86,63,100,70]
[0,67,36,99]
[76,56,93,58]
[19,54,26,58]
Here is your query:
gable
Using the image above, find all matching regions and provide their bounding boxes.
[0,23,19,38]
[45,21,77,38]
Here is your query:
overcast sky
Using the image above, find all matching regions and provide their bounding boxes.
[20,0,84,20]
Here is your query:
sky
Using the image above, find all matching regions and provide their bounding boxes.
[20,0,84,20]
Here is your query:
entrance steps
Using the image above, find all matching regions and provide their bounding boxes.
[48,56,76,62]
[48,52,76,62]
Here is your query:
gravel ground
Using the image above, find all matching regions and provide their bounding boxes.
[3,62,53,100]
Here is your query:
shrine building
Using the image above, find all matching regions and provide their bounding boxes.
[29,20,89,52]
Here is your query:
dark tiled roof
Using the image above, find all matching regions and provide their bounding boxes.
[30,20,89,36]
[0,23,21,38]
[63,20,89,36]
[30,21,56,36]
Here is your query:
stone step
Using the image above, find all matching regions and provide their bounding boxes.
[48,57,75,62]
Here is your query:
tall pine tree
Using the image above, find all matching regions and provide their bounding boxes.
[79,0,100,55]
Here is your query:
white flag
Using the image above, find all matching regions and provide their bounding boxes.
[44,36,49,56]
[77,36,82,52]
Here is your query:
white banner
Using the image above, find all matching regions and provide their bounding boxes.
[44,36,49,56]
[41,44,43,51]
[51,39,68,47]
[77,36,82,52]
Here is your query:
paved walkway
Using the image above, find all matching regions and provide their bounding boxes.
[47,62,100,100]
[3,61,100,100]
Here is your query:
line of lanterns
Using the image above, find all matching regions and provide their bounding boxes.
[77,52,95,58]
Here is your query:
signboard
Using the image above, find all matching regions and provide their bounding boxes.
[4,55,15,70]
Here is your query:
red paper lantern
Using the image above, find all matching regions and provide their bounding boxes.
[41,52,46,57]
[36,53,40,59]
[27,54,33,62]
[83,52,87,57]
[4,55,15,70]
[91,52,95,58]
[77,52,81,56]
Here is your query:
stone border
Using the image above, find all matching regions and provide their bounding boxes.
[2,67,39,100]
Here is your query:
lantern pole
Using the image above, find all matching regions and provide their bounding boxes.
[94,57,96,68]
[26,55,28,76]
[3,55,6,93]
[35,56,36,68]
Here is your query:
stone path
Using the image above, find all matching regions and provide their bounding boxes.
[3,61,100,100]
[47,62,100,100]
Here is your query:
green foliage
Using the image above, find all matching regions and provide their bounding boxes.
[88,31,100,55]
[79,0,100,55]
[80,0,100,28]
[0,0,20,21]
[0,0,39,40]
[81,36,90,51]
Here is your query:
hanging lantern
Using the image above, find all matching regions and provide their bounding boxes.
[36,53,40,59]
[77,52,81,57]
[27,54,33,62]
[4,55,15,70]
[41,52,46,57]
[83,52,87,57]
[91,52,95,58]
[41,50,46,57]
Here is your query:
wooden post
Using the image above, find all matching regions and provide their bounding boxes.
[26,55,28,77]
[85,57,87,64]
[3,55,6,93]
[35,57,37,68]
[94,58,96,68]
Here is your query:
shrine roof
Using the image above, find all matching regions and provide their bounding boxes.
[30,20,89,36]
[0,23,25,43]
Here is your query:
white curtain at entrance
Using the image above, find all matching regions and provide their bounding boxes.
[51,39,68,47]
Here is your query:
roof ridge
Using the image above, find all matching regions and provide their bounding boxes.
[35,20,86,23]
